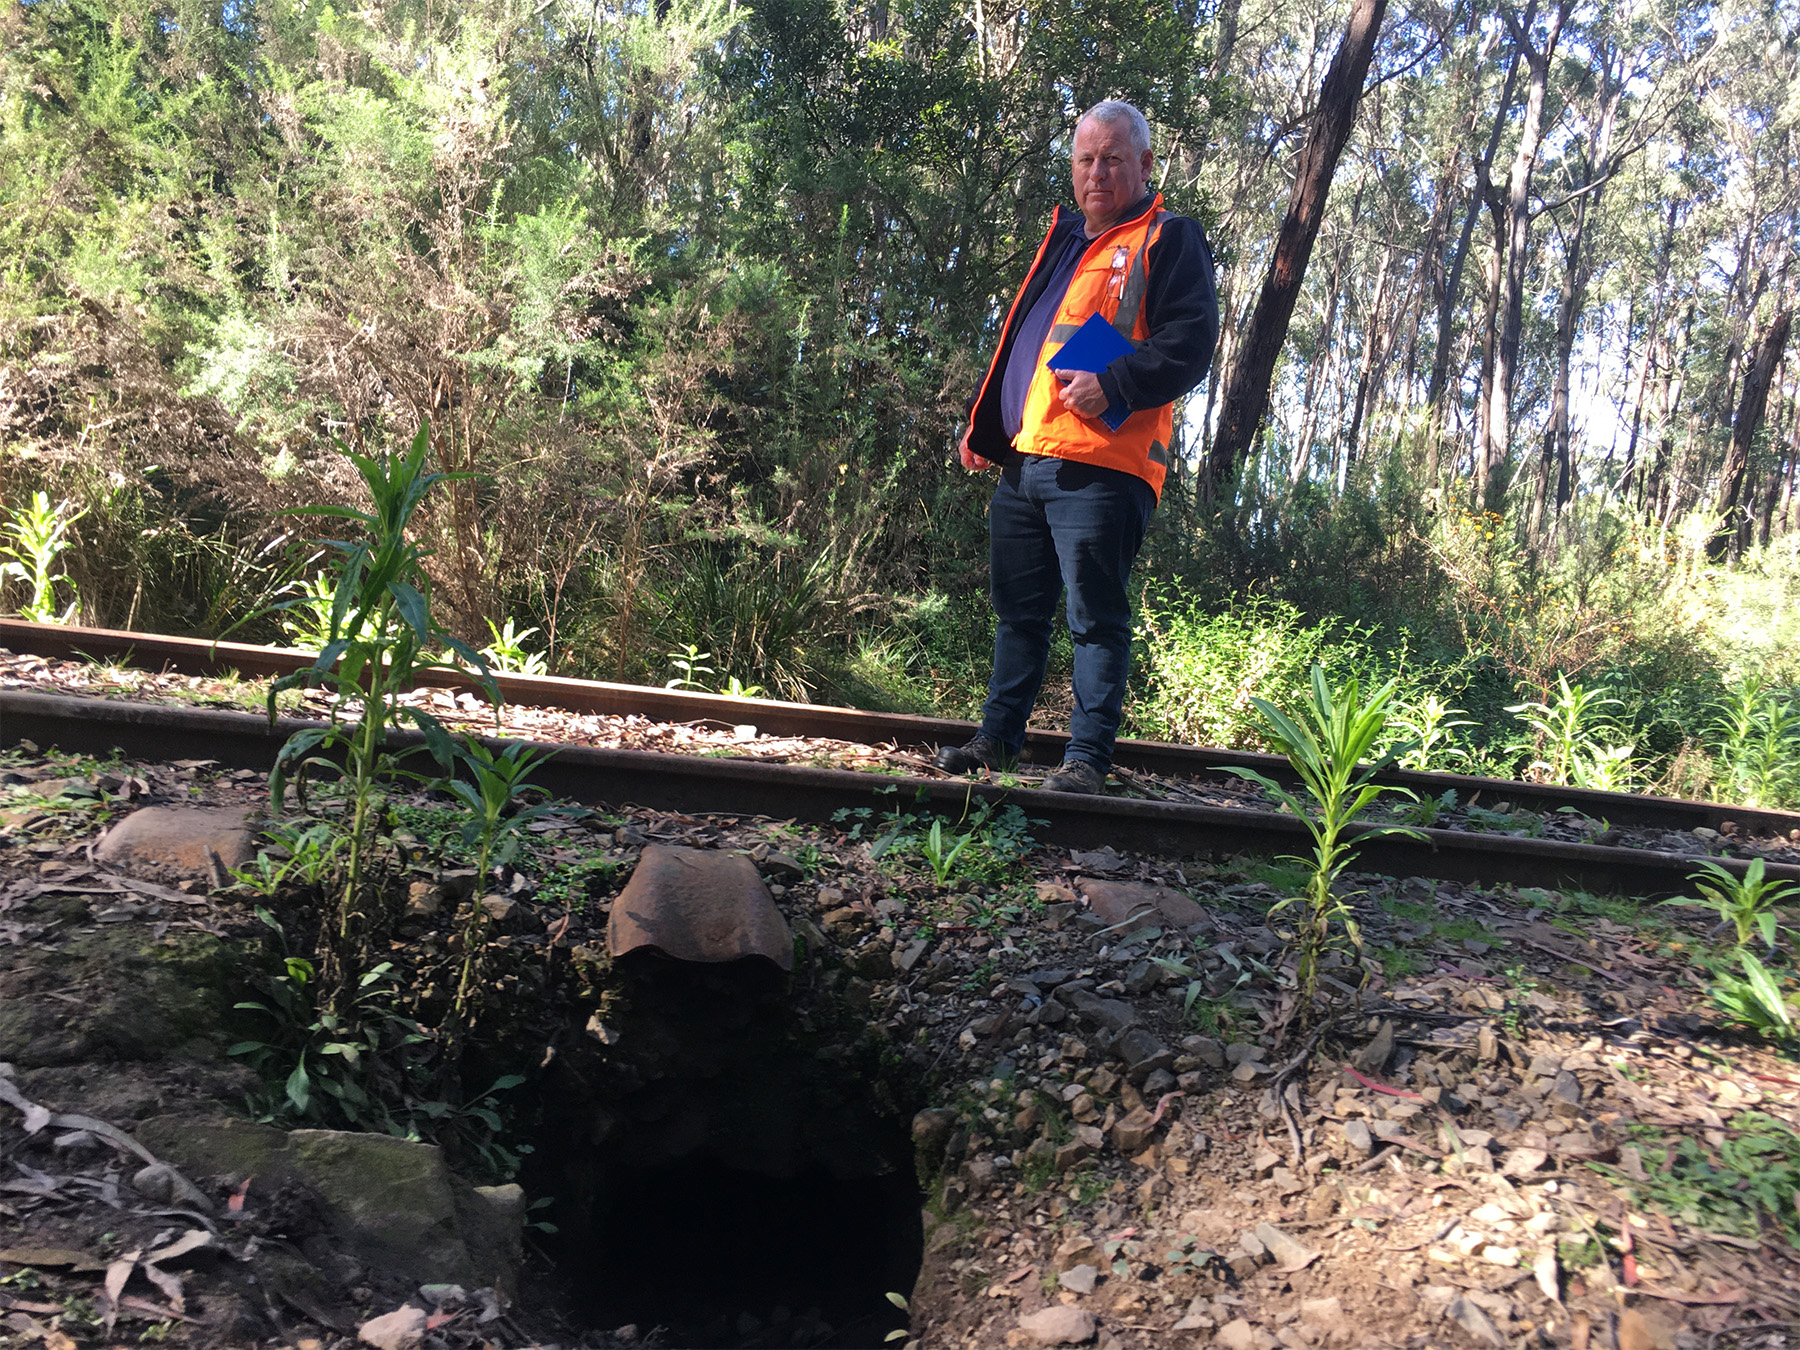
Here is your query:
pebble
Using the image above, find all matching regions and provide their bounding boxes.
[1445,1296,1505,1347]
[1016,1306,1096,1345]
[1058,1263,1098,1294]
[1340,1119,1373,1155]
[358,1307,427,1350]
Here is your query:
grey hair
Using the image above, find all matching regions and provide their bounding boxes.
[1078,100,1151,154]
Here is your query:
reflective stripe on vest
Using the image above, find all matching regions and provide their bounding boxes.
[1012,199,1173,500]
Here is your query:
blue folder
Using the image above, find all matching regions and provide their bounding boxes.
[1046,312,1134,431]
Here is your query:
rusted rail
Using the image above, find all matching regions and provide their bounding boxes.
[6,620,1798,840]
[5,688,1797,900]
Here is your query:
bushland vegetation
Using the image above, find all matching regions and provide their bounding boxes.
[3,0,1799,804]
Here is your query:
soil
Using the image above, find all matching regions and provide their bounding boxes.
[3,734,1800,1350]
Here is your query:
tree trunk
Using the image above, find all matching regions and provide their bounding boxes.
[1426,37,1525,423]
[1203,0,1389,496]
[1481,0,1570,513]
[1712,308,1793,559]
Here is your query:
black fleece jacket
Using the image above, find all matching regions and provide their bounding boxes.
[965,193,1219,465]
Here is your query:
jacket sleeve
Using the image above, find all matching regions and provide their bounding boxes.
[1097,216,1220,412]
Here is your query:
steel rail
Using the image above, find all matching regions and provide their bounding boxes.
[6,619,1799,839]
[5,688,1797,901]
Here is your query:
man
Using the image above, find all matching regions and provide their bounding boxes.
[935,99,1219,793]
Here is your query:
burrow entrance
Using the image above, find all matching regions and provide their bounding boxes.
[525,954,924,1348]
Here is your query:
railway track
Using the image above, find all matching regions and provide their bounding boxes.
[5,619,1799,899]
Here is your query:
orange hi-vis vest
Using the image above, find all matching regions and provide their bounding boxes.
[994,196,1173,498]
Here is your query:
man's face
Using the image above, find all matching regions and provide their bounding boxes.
[1072,117,1153,235]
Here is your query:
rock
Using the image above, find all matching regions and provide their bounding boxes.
[1445,1296,1504,1347]
[607,845,793,970]
[1017,1306,1096,1345]
[130,1162,212,1210]
[1230,1061,1262,1083]
[1500,1147,1549,1177]
[1064,989,1138,1036]
[479,895,515,926]
[1111,1108,1157,1154]
[823,906,867,938]
[1224,1042,1264,1065]
[1481,1245,1520,1266]
[95,806,255,879]
[1142,1067,1177,1097]
[1182,1035,1226,1068]
[1550,1070,1583,1116]
[1215,1318,1266,1350]
[1253,1223,1316,1271]
[1059,1263,1098,1294]
[358,1307,428,1350]
[405,882,445,918]
[1340,1119,1373,1155]
[1055,1236,1099,1272]
[1353,1021,1394,1073]
[1114,1029,1174,1081]
[895,938,930,973]
[136,1117,518,1290]
[1299,1298,1341,1331]
[761,850,805,881]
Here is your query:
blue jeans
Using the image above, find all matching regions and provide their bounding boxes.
[978,455,1155,769]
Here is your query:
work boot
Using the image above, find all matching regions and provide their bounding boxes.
[1041,758,1106,794]
[933,733,1010,774]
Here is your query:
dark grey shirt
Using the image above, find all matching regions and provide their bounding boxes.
[1000,232,1085,441]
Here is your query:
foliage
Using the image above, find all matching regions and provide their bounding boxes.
[264,424,498,1009]
[229,821,343,896]
[1506,673,1636,789]
[1596,1115,1800,1245]
[440,736,557,1036]
[1705,677,1800,809]
[479,619,550,677]
[1705,951,1798,1042]
[1385,695,1475,772]
[0,493,84,623]
[1663,858,1800,951]
[1130,595,1425,752]
[1223,665,1423,1014]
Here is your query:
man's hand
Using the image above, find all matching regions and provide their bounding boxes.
[958,426,993,471]
[1055,370,1109,418]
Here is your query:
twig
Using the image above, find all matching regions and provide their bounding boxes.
[1708,1321,1800,1349]
[1355,1144,1403,1173]
[1271,1021,1331,1167]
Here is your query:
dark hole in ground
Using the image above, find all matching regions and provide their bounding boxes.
[528,955,923,1348]
[563,1151,921,1348]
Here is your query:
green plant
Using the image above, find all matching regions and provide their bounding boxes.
[229,820,343,896]
[918,799,995,884]
[1706,677,1800,808]
[1663,858,1800,950]
[230,908,428,1128]
[1593,1115,1800,1244]
[480,618,550,676]
[441,736,556,1043]
[279,571,379,651]
[264,424,498,1010]
[664,643,716,690]
[1163,1236,1216,1276]
[1387,693,1475,771]
[883,1291,910,1343]
[1395,788,1458,827]
[1506,673,1635,788]
[1706,950,1797,1041]
[1223,665,1424,1013]
[0,491,84,623]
